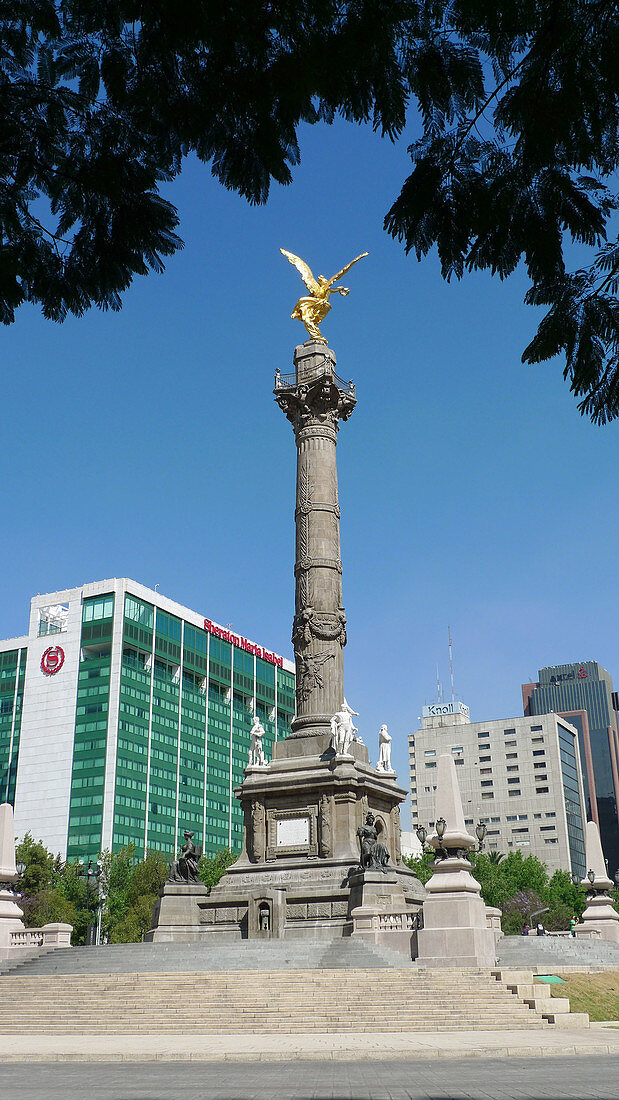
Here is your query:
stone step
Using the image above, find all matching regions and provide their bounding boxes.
[3,940,423,976]
[0,1020,547,1029]
[0,954,570,1035]
[504,983,552,999]
[0,992,524,1007]
[0,976,499,985]
[0,1002,537,1015]
[523,996,571,1013]
[496,935,619,969]
[541,1011,590,1028]
[0,975,504,988]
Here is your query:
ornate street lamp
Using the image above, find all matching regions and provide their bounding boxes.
[587,869,596,885]
[415,824,427,848]
[475,822,487,851]
[435,817,446,840]
[571,873,581,886]
[77,858,103,945]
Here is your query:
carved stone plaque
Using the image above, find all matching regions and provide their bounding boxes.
[277,816,310,848]
[266,805,319,859]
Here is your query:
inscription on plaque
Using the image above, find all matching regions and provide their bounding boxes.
[277,816,310,847]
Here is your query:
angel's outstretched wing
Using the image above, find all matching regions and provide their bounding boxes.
[280,249,320,295]
[327,252,369,286]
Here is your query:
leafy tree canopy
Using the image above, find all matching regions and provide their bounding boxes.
[198,847,237,891]
[3,2,619,420]
[405,847,591,932]
[14,836,237,943]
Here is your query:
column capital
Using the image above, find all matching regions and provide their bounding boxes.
[274,341,356,430]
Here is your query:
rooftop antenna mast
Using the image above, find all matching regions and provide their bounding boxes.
[436,663,443,704]
[448,626,455,703]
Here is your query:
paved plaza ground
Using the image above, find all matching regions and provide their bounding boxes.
[2,1055,618,1099]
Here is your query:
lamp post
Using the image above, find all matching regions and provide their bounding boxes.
[415,824,427,849]
[77,858,103,945]
[475,822,487,852]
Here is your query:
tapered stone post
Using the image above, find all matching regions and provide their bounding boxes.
[274,341,355,748]
[576,820,619,942]
[0,802,25,959]
[416,756,497,967]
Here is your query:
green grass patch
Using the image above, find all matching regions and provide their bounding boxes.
[544,971,619,1021]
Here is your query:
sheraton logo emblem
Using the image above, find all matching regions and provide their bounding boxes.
[41,646,65,675]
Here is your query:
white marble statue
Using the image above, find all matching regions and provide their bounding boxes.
[376,724,393,771]
[248,715,267,767]
[330,699,359,755]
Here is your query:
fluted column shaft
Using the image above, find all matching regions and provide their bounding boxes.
[275,341,355,742]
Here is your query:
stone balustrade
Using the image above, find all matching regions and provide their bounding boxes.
[9,923,72,952]
[376,912,417,932]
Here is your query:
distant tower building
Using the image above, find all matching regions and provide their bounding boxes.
[523,661,619,876]
[409,702,587,878]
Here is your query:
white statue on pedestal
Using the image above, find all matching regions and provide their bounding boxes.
[248,716,267,767]
[330,699,359,755]
[376,724,393,772]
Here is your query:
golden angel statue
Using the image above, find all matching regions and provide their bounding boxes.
[280,248,369,343]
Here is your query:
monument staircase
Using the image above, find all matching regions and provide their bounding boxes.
[497,933,619,969]
[0,940,586,1034]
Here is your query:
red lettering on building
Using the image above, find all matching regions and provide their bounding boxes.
[203,620,283,667]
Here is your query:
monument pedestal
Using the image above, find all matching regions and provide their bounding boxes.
[575,820,619,943]
[347,869,415,956]
[0,887,25,958]
[416,755,499,968]
[146,882,210,942]
[348,868,408,913]
[199,740,423,941]
[577,894,619,943]
[416,856,497,967]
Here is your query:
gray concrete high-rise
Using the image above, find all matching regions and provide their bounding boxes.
[523,661,619,877]
[409,704,587,877]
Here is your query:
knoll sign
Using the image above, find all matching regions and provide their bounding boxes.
[422,701,470,719]
[203,619,283,668]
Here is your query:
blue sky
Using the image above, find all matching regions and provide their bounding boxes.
[2,118,618,824]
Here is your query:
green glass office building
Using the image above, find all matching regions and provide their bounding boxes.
[0,580,295,863]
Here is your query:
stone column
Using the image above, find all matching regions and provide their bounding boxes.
[275,341,356,748]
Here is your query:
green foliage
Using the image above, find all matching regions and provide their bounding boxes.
[15,835,169,944]
[15,832,78,931]
[15,833,58,894]
[403,847,435,885]
[2,2,619,420]
[198,848,237,891]
[472,851,586,932]
[100,846,169,944]
[407,846,587,933]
